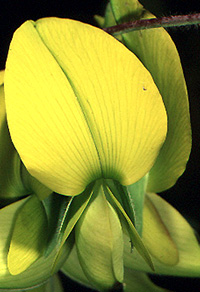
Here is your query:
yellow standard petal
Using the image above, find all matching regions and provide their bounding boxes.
[5,18,167,195]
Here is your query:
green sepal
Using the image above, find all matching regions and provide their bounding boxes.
[126,175,148,236]
[41,192,71,257]
[51,184,94,272]
[106,177,147,237]
[106,179,136,230]
[7,195,48,275]
[104,185,154,271]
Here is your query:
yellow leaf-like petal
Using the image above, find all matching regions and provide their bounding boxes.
[142,195,179,266]
[124,193,200,277]
[61,245,93,289]
[62,246,169,292]
[75,183,124,290]
[0,197,69,289]
[5,18,167,195]
[7,195,48,275]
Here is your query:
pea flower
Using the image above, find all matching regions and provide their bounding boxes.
[0,0,199,290]
[4,15,167,283]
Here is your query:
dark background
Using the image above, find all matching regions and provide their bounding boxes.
[0,0,200,291]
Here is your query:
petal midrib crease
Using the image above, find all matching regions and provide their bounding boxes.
[34,20,122,182]
[33,22,104,181]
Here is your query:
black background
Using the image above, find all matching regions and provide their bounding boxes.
[0,0,200,291]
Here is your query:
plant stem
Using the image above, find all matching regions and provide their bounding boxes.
[103,13,200,35]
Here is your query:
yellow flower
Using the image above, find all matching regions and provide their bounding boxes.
[2,14,194,291]
[3,17,168,290]
[4,18,167,196]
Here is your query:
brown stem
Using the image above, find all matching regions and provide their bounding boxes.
[103,13,200,35]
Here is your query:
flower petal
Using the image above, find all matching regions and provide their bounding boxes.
[51,186,93,272]
[0,75,27,200]
[42,193,71,257]
[126,175,148,236]
[7,195,48,275]
[5,18,167,195]
[61,243,170,292]
[0,197,68,289]
[142,195,179,266]
[124,268,172,292]
[75,183,124,290]
[61,244,94,289]
[106,184,154,271]
[124,193,200,277]
[5,20,101,196]
[2,274,64,292]
[0,75,51,201]
[28,274,64,292]
[110,0,191,192]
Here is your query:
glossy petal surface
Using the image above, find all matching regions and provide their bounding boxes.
[5,18,167,195]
